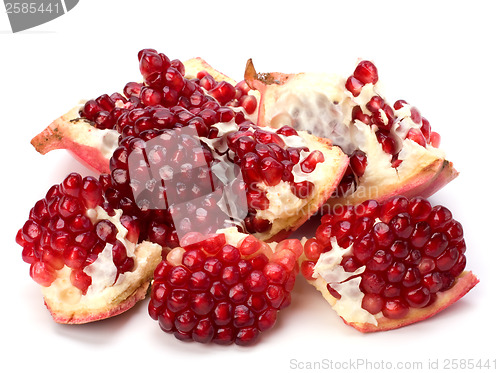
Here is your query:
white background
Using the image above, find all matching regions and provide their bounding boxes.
[1,1,499,372]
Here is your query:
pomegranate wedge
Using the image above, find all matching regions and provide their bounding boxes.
[30,52,259,174]
[245,59,458,206]
[300,196,478,332]
[16,173,162,323]
[149,227,303,345]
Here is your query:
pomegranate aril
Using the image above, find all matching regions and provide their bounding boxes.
[406,128,426,147]
[353,60,378,85]
[30,261,56,286]
[351,105,371,124]
[349,150,367,177]
[209,81,236,105]
[345,76,364,97]
[300,150,325,173]
[382,298,409,319]
[361,294,383,314]
[408,197,432,222]
[291,181,314,199]
[260,157,284,186]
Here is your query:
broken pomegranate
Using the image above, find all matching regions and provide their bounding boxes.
[245,59,458,207]
[16,172,162,323]
[148,227,302,345]
[31,51,259,174]
[300,196,478,332]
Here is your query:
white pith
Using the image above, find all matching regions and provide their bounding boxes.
[312,237,379,326]
[41,207,162,319]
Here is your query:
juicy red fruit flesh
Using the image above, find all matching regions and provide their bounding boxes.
[301,196,468,320]
[149,235,301,345]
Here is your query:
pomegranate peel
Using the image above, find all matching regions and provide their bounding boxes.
[184,57,237,85]
[308,269,478,333]
[300,196,478,332]
[244,59,458,206]
[43,240,162,324]
[30,105,117,174]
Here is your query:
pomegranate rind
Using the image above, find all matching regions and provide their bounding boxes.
[348,271,479,332]
[30,105,117,174]
[184,57,237,85]
[42,241,162,324]
[328,157,459,207]
[259,133,349,242]
[305,269,478,333]
[244,59,295,126]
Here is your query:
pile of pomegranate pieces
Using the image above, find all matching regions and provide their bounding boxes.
[16,49,478,345]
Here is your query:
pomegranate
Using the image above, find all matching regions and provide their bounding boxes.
[16,172,162,323]
[244,59,458,207]
[300,196,478,332]
[31,53,259,174]
[148,227,302,345]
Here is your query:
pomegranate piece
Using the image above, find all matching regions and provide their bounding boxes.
[16,173,162,324]
[300,196,478,332]
[244,59,458,208]
[149,227,302,345]
[30,53,260,175]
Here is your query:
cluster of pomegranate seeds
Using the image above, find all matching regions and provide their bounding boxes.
[148,233,302,345]
[16,173,140,293]
[345,60,379,97]
[301,196,467,319]
[79,49,257,135]
[220,124,325,232]
[106,125,244,248]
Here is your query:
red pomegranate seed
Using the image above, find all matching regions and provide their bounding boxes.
[209,81,236,106]
[351,105,371,125]
[123,82,143,98]
[406,128,426,147]
[366,96,384,113]
[300,150,325,173]
[276,126,298,137]
[345,76,364,97]
[430,132,441,147]
[393,99,408,110]
[349,150,367,177]
[375,131,397,155]
[410,107,422,124]
[353,60,378,84]
[291,181,315,199]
